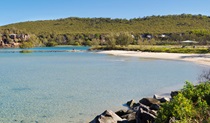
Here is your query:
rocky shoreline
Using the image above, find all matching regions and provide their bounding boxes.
[89,91,178,123]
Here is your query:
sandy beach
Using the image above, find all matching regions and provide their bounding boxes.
[98,50,210,67]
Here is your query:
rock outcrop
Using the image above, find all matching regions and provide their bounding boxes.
[90,91,179,123]
[90,110,124,123]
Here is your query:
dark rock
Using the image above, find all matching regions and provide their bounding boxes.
[149,110,157,117]
[90,110,124,123]
[127,99,135,108]
[133,106,139,112]
[136,108,156,123]
[139,98,160,107]
[133,103,140,109]
[139,103,149,112]
[150,103,160,110]
[126,99,140,109]
[126,109,134,114]
[153,94,160,99]
[121,112,136,122]
[153,94,170,103]
[115,109,127,117]
[159,97,170,103]
[170,91,179,98]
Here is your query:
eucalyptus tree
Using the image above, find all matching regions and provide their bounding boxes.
[116,32,133,46]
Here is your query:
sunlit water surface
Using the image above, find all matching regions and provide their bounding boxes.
[0,46,207,123]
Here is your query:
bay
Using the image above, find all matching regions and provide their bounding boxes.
[0,46,207,122]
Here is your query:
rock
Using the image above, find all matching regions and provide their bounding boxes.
[139,103,149,112]
[153,94,160,99]
[127,99,135,108]
[159,97,170,103]
[133,106,139,112]
[150,103,160,110]
[136,107,156,123]
[121,112,136,123]
[153,94,170,103]
[139,98,160,107]
[115,110,136,123]
[126,109,134,114]
[170,91,179,98]
[126,99,140,109]
[115,109,128,117]
[90,110,124,123]
[149,110,157,117]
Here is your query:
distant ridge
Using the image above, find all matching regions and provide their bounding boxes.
[1,14,210,34]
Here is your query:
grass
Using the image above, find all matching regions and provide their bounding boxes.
[90,45,210,54]
[19,50,33,53]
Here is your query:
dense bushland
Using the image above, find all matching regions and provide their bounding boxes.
[1,14,210,48]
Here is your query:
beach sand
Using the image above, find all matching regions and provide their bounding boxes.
[98,50,210,66]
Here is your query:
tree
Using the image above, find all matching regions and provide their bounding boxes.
[105,33,116,48]
[116,32,132,46]
[19,41,34,49]
[198,69,210,83]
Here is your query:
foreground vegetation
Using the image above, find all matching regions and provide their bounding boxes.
[1,14,210,48]
[156,71,210,123]
[156,81,210,123]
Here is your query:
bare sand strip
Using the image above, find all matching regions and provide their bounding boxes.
[98,50,210,66]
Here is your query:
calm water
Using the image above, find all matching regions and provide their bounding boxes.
[0,46,207,123]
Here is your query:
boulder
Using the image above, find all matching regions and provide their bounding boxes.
[126,99,140,109]
[170,91,179,98]
[139,98,160,107]
[121,112,136,123]
[159,97,170,103]
[90,110,124,123]
[115,109,128,117]
[153,94,171,103]
[153,94,161,99]
[127,99,135,108]
[150,103,160,110]
[136,107,156,123]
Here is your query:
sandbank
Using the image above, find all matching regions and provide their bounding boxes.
[98,50,210,67]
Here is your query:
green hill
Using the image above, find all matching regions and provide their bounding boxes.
[1,14,210,47]
[1,14,210,34]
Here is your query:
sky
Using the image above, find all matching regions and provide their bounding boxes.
[1,0,210,26]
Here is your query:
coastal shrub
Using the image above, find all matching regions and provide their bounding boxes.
[182,81,210,105]
[19,41,34,49]
[19,50,33,53]
[156,93,194,123]
[46,41,58,47]
[182,81,210,122]
[156,81,210,123]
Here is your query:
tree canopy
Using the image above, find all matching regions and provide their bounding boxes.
[1,14,210,47]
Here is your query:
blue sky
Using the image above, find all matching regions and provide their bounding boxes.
[1,0,210,26]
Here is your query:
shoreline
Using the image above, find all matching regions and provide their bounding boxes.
[91,50,210,122]
[98,50,210,67]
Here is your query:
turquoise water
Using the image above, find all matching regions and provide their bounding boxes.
[0,46,207,123]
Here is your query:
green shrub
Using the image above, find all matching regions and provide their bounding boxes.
[182,81,210,105]
[19,50,33,53]
[19,41,34,49]
[156,81,210,123]
[46,41,58,47]
[156,93,194,123]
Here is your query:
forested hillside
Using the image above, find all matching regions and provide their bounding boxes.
[1,14,210,47]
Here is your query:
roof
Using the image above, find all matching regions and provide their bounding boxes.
[181,40,198,43]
